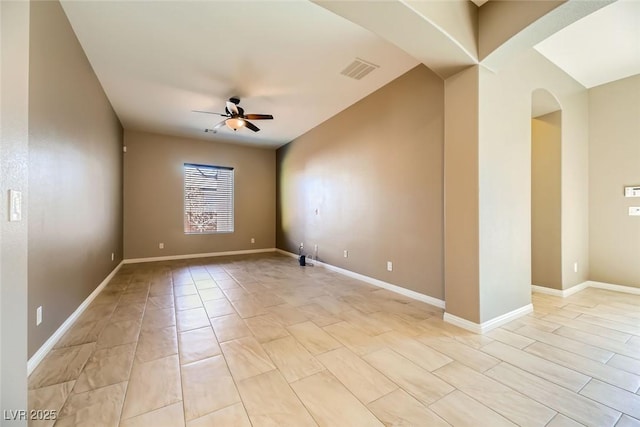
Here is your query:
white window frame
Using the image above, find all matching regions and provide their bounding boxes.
[184,163,234,234]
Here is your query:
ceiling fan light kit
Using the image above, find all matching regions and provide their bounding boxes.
[194,97,273,134]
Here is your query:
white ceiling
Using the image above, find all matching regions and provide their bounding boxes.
[535,0,640,89]
[60,0,639,148]
[60,1,418,147]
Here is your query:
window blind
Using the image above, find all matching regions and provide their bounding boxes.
[184,163,234,233]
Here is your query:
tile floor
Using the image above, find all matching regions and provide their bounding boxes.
[28,253,640,426]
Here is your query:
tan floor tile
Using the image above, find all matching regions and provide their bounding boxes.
[28,381,75,427]
[223,287,250,301]
[238,370,317,426]
[55,317,109,349]
[514,325,614,363]
[267,304,309,326]
[119,401,185,427]
[482,341,590,391]
[76,302,117,324]
[141,307,176,330]
[178,326,221,365]
[231,297,267,318]
[187,402,251,427]
[486,362,621,426]
[364,348,454,405]
[430,390,516,427]
[418,336,499,372]
[580,379,640,419]
[378,331,453,371]
[252,292,286,307]
[109,302,146,323]
[211,313,252,342]
[291,370,383,427]
[176,294,204,311]
[323,321,384,356]
[56,381,126,427]
[215,278,239,289]
[287,321,342,355]
[149,283,173,297]
[615,415,640,427]
[368,311,429,336]
[96,320,141,349]
[546,414,586,427]
[121,355,182,419]
[120,290,148,305]
[262,336,325,382]
[339,310,392,336]
[194,279,216,290]
[174,284,198,297]
[73,343,135,393]
[526,341,640,392]
[176,307,210,332]
[310,295,352,315]
[433,361,556,427]
[147,294,174,309]
[29,343,95,389]
[244,314,290,343]
[198,287,225,301]
[607,354,640,376]
[485,328,536,349]
[203,298,237,318]
[221,336,276,381]
[317,347,396,404]
[368,389,450,427]
[182,355,241,421]
[135,325,178,363]
[297,303,342,327]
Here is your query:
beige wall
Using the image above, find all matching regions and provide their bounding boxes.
[476,49,589,322]
[531,111,562,289]
[1,0,30,413]
[443,65,480,322]
[277,65,445,300]
[124,131,275,259]
[28,0,124,357]
[589,75,640,288]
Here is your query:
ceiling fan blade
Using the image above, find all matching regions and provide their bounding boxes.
[193,110,227,117]
[244,120,260,132]
[244,114,273,120]
[204,119,227,134]
[226,101,239,116]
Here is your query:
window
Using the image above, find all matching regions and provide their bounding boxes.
[184,163,234,233]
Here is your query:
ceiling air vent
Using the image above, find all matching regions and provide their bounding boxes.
[340,58,379,80]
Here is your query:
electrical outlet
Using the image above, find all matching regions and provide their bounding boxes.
[159,243,164,249]
[314,244,318,252]
[251,238,255,244]
[36,306,43,326]
[300,243,304,249]
[573,262,578,273]
[387,261,393,272]
[111,252,115,261]
[344,250,348,258]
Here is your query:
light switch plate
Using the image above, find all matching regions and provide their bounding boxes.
[629,207,640,216]
[9,190,22,222]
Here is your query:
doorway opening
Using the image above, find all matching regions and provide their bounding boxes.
[531,89,562,290]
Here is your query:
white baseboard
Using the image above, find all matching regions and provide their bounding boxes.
[532,280,640,297]
[275,249,445,309]
[124,248,276,264]
[27,261,124,375]
[444,303,534,334]
[531,282,589,297]
[585,280,640,295]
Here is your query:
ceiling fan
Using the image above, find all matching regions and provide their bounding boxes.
[193,97,273,133]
